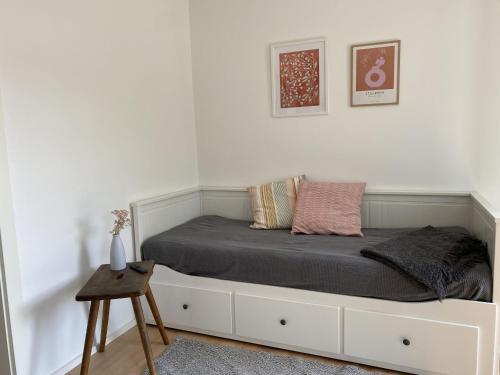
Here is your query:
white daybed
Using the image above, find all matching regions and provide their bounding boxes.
[131,187,500,375]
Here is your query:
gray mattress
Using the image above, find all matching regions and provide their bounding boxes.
[141,216,492,302]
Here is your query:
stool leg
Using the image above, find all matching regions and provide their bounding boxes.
[131,296,157,375]
[80,300,100,375]
[98,299,111,352]
[145,285,169,345]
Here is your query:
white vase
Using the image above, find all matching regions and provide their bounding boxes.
[110,234,127,271]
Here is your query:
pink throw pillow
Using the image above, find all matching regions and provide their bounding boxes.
[292,181,366,236]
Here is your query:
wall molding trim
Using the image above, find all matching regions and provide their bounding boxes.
[200,185,472,197]
[131,188,202,262]
[200,185,474,230]
[472,191,500,223]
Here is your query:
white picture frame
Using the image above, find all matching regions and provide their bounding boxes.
[270,38,328,117]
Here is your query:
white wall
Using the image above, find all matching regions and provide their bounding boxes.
[0,0,198,374]
[0,240,14,375]
[190,0,476,191]
[0,91,16,375]
[0,0,498,374]
[474,0,500,209]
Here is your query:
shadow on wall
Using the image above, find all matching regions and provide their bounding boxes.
[25,219,95,375]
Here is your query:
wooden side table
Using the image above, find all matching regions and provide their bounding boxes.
[76,260,168,375]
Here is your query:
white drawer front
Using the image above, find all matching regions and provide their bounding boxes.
[235,294,340,354]
[344,308,478,375]
[148,283,232,334]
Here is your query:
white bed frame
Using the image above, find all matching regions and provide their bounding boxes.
[131,186,500,375]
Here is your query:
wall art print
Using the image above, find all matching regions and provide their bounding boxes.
[351,40,400,106]
[271,38,328,117]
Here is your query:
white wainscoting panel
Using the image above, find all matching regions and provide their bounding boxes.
[201,186,472,229]
[131,188,201,261]
[201,188,252,220]
[363,194,471,229]
[471,193,498,298]
[470,192,500,362]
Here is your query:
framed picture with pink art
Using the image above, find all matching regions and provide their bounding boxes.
[270,38,328,117]
[351,40,401,107]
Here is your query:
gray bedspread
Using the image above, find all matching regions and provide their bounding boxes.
[141,216,492,302]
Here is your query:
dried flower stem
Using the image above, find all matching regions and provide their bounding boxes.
[110,209,131,236]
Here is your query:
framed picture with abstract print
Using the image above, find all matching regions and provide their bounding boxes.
[271,38,328,117]
[351,40,400,106]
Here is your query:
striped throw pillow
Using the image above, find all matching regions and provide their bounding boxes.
[248,175,304,229]
[292,181,366,236]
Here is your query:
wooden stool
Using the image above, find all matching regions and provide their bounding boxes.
[76,260,168,375]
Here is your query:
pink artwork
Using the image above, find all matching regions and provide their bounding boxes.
[271,38,327,116]
[279,49,320,108]
[351,40,400,106]
[356,46,395,92]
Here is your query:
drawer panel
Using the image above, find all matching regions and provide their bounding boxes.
[147,283,232,334]
[344,308,478,375]
[235,294,340,354]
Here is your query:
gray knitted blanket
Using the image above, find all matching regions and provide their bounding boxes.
[360,226,490,300]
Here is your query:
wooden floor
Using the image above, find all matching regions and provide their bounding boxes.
[68,325,406,374]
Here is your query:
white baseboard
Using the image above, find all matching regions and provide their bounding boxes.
[51,319,136,375]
